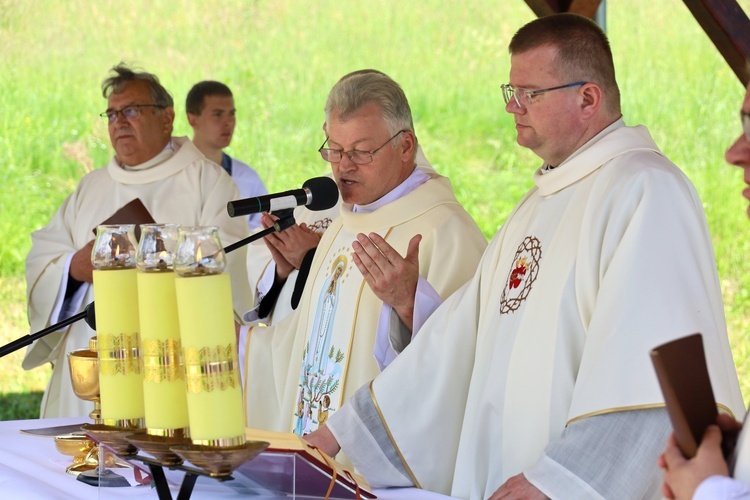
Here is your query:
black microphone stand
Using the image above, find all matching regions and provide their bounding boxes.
[0,212,297,360]
[0,302,97,359]
[223,209,296,254]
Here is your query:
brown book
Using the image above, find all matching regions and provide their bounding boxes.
[650,333,718,458]
[244,427,376,498]
[92,198,155,240]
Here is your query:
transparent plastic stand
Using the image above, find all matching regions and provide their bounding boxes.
[76,442,130,488]
[119,450,369,499]
[232,451,366,499]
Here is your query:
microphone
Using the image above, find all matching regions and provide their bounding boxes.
[227,176,339,218]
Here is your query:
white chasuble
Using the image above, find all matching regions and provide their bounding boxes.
[354,122,745,499]
[244,172,488,438]
[245,146,434,328]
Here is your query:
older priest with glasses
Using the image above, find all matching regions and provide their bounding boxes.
[303,14,744,500]
[23,63,252,419]
[242,70,487,458]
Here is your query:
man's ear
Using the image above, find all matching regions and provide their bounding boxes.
[580,83,602,120]
[162,107,176,133]
[187,112,199,128]
[400,130,416,161]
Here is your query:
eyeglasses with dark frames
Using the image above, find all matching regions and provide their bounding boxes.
[501,81,587,108]
[100,104,166,123]
[318,130,407,165]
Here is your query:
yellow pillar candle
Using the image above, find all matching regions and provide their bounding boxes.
[93,268,145,427]
[175,273,245,446]
[137,270,189,436]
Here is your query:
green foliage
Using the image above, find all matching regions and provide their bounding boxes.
[2,0,750,416]
[0,392,44,421]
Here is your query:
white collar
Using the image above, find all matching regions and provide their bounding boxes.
[352,167,430,213]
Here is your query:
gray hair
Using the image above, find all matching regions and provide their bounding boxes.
[325,70,415,139]
[101,62,174,108]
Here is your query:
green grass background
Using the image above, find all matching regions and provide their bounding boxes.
[1,0,750,420]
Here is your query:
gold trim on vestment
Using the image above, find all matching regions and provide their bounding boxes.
[567,402,738,425]
[369,381,422,489]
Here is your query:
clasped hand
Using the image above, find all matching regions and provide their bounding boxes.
[261,212,321,280]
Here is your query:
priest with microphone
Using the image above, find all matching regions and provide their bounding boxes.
[241,70,487,466]
[23,63,252,419]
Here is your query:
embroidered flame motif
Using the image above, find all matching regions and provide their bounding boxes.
[500,236,542,314]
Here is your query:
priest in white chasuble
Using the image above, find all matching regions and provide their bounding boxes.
[242,144,433,330]
[243,71,488,448]
[24,63,252,418]
[303,14,745,500]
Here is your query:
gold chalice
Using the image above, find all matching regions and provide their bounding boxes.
[63,337,101,475]
[68,337,101,425]
[65,337,130,486]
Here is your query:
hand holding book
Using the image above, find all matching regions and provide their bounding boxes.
[651,333,739,459]
[650,333,718,458]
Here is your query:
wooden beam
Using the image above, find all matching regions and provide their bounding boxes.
[522,0,601,18]
[682,0,750,86]
[523,0,567,17]
[568,0,603,18]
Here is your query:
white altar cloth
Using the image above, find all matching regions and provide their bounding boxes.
[0,416,456,499]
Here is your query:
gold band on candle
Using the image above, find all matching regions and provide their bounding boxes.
[103,417,145,429]
[142,338,185,383]
[146,427,190,439]
[184,344,240,393]
[191,435,247,447]
[99,332,142,376]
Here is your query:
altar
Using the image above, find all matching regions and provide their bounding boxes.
[0,416,455,499]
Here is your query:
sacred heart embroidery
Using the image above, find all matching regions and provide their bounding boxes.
[500,236,542,314]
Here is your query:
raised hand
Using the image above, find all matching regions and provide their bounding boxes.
[352,232,421,331]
